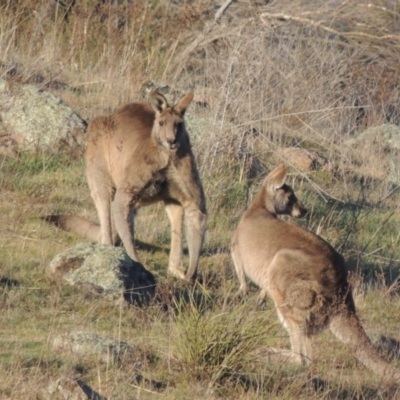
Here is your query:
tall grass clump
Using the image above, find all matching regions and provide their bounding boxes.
[172,292,277,389]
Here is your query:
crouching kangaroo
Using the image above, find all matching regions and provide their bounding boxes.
[48,90,206,282]
[231,164,400,380]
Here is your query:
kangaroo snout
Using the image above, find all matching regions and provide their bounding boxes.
[168,137,180,150]
[292,202,307,218]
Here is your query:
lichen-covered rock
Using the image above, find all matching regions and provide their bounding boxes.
[348,124,400,151]
[52,331,147,366]
[346,124,400,184]
[0,78,87,155]
[279,147,330,171]
[45,377,105,400]
[48,243,156,305]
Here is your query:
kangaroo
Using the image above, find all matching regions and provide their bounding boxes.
[231,164,400,380]
[48,90,206,282]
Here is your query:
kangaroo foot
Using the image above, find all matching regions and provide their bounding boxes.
[167,267,186,280]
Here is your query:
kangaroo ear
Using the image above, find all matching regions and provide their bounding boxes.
[149,90,169,114]
[174,91,194,116]
[264,164,289,190]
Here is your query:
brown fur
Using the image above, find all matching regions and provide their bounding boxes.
[231,164,400,380]
[48,90,206,282]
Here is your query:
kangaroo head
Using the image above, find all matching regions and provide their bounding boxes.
[263,164,307,218]
[149,90,194,150]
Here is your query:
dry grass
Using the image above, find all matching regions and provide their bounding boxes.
[1,0,400,398]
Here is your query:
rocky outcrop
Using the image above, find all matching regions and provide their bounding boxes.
[45,377,106,400]
[50,331,165,395]
[0,77,86,156]
[52,331,147,366]
[279,147,330,171]
[346,124,400,184]
[48,243,156,306]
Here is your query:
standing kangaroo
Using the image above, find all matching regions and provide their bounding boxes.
[49,90,206,282]
[231,164,400,380]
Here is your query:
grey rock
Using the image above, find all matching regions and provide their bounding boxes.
[48,243,156,305]
[347,124,400,151]
[52,331,147,366]
[346,124,400,184]
[45,377,106,400]
[0,78,87,155]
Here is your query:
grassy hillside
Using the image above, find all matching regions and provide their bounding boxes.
[1,1,400,398]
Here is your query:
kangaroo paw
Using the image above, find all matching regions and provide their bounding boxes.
[235,288,248,300]
[256,291,268,309]
[168,267,186,280]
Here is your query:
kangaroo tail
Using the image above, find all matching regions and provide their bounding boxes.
[44,215,100,243]
[330,312,400,381]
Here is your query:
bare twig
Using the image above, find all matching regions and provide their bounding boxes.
[215,0,234,21]
[260,11,400,42]
[129,384,161,395]
[377,185,400,204]
[367,3,400,17]
[172,0,235,80]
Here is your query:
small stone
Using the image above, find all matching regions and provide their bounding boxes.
[52,331,147,366]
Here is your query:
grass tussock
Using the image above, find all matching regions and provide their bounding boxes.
[1,0,400,398]
[173,293,274,385]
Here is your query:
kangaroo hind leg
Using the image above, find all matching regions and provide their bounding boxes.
[278,310,311,365]
[183,203,206,282]
[112,189,138,261]
[164,201,186,280]
[231,239,248,298]
[87,177,113,245]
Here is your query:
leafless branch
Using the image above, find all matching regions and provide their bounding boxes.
[260,11,400,42]
[171,0,235,80]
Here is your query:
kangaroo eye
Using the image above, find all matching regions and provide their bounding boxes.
[159,121,164,126]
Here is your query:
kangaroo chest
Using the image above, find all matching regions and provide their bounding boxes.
[128,169,168,206]
[124,152,194,207]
